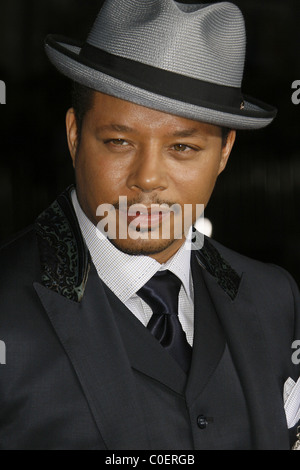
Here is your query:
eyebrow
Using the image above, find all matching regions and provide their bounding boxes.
[96,124,136,133]
[170,128,205,138]
[95,124,206,139]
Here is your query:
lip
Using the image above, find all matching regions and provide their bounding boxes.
[118,206,171,229]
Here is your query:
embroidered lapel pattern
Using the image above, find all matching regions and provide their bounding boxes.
[35,186,90,302]
[194,240,241,300]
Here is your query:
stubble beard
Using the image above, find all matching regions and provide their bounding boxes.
[107,235,180,256]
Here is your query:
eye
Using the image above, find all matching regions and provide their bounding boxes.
[105,139,129,146]
[173,143,196,152]
[174,144,188,152]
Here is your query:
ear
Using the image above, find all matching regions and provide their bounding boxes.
[218,130,236,175]
[66,108,78,168]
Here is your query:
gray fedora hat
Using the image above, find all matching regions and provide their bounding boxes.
[45,0,277,130]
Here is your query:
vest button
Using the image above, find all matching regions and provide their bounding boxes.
[197,415,208,429]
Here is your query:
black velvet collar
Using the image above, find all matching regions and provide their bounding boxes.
[35,186,241,302]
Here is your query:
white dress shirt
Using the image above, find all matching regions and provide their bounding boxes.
[71,190,194,346]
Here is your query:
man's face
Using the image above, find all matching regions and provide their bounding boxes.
[66,91,235,263]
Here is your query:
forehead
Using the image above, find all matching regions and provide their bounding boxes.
[86,91,221,139]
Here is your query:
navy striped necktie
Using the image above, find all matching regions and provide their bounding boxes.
[137,270,192,373]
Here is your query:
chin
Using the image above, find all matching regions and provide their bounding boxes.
[108,237,177,257]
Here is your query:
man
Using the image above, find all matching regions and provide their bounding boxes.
[0,0,299,450]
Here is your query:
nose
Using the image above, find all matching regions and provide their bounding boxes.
[126,144,168,193]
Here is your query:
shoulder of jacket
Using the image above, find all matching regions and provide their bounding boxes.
[0,225,40,282]
[206,236,299,289]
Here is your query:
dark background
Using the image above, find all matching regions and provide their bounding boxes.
[0,0,299,285]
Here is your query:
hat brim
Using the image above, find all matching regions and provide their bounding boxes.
[45,35,277,130]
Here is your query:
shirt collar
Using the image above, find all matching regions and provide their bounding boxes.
[71,190,193,303]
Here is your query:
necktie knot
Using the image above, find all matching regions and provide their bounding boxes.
[137,270,181,316]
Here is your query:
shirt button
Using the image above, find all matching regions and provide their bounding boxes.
[197,414,208,429]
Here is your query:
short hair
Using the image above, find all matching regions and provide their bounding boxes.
[71,82,232,145]
[71,82,94,144]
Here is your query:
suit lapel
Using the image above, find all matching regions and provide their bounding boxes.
[34,265,150,450]
[199,260,289,449]
[185,253,226,404]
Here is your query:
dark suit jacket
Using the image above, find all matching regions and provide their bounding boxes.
[0,187,299,450]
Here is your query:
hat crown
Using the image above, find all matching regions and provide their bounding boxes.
[86,0,246,88]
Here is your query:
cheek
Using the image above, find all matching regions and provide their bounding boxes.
[75,145,123,197]
[74,151,121,221]
[171,159,221,205]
